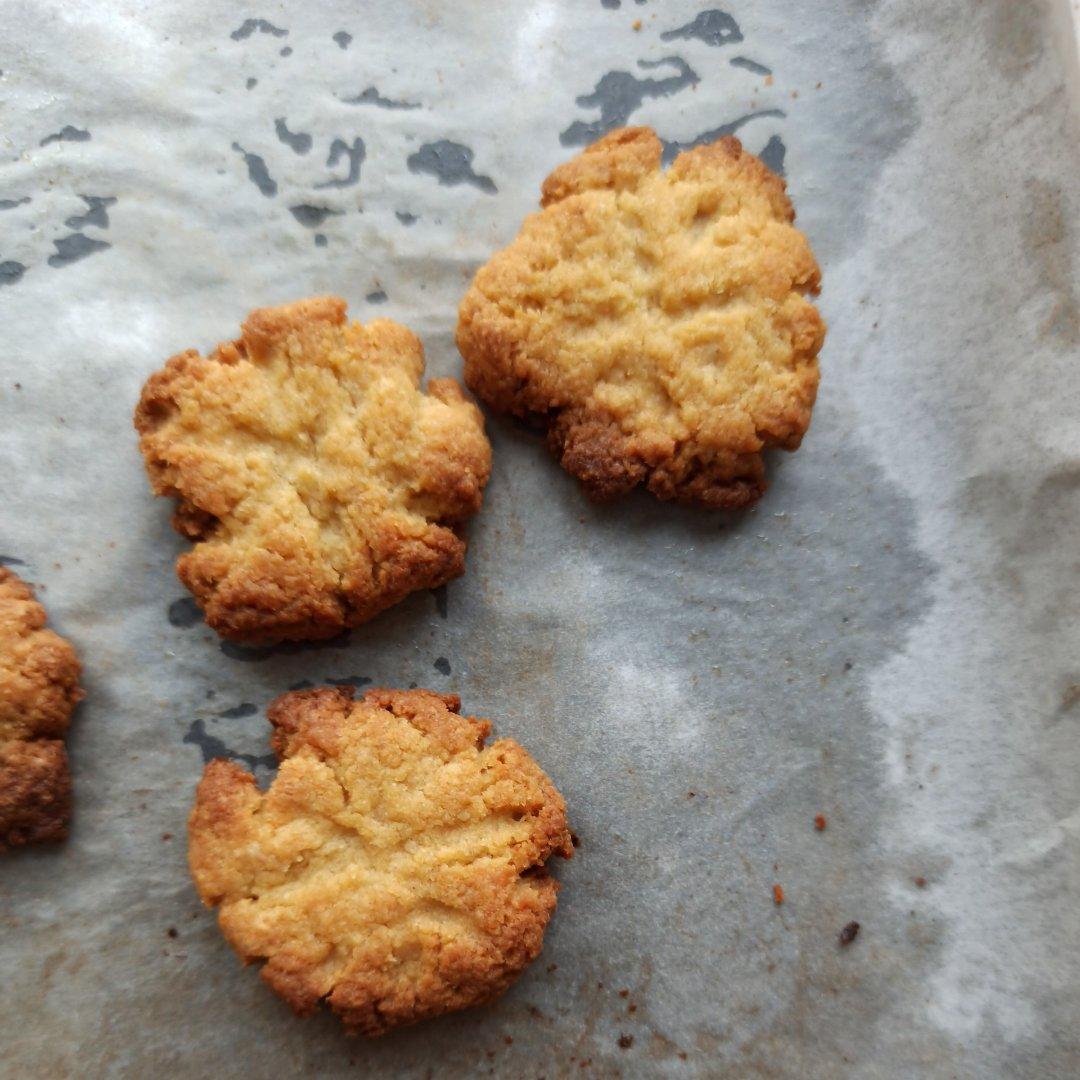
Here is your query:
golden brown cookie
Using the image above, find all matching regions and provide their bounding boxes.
[457,126,825,508]
[135,297,491,643]
[189,687,572,1035]
[0,568,83,852]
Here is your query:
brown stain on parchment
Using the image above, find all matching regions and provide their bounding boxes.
[1021,179,1080,346]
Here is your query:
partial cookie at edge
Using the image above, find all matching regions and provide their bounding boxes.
[0,567,83,852]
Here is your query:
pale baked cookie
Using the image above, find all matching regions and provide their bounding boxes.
[457,126,825,508]
[135,298,491,643]
[0,568,83,852]
[189,687,572,1035]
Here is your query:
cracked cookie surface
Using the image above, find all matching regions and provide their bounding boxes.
[135,297,491,643]
[0,568,83,852]
[457,127,825,508]
[188,687,572,1036]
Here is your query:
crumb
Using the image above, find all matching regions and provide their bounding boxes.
[815,82,822,89]
[765,76,774,87]
[547,964,558,973]
[688,791,696,798]
[914,876,927,888]
[618,1034,634,1049]
[790,90,799,99]
[678,1051,688,1061]
[814,814,826,831]
[632,19,642,30]
[628,1004,637,1013]
[618,989,629,998]
[162,832,173,841]
[773,884,784,905]
[167,927,178,939]
[570,831,580,848]
[839,921,860,946]
[504,1036,513,1045]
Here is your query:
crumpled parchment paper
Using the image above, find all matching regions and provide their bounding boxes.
[1,2,1078,1077]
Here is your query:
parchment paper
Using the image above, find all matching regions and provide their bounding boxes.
[1,2,1078,1077]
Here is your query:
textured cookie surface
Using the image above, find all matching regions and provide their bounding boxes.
[0,568,83,852]
[188,687,572,1036]
[135,297,491,643]
[457,127,825,508]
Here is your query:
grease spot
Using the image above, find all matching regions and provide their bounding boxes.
[167,597,202,627]
[395,210,419,226]
[407,141,496,193]
[230,18,287,41]
[183,719,276,769]
[219,702,258,719]
[231,143,277,196]
[561,58,699,146]
[342,86,420,110]
[758,134,786,176]
[314,233,327,247]
[333,31,352,50]
[246,77,257,90]
[47,234,110,268]
[0,197,30,210]
[327,675,373,688]
[601,0,621,8]
[40,125,90,146]
[64,195,117,230]
[0,555,26,566]
[274,118,312,155]
[220,632,352,662]
[289,204,342,227]
[289,679,314,691]
[432,584,448,619]
[660,110,785,164]
[316,137,366,189]
[365,289,387,304]
[279,46,292,57]
[434,657,451,676]
[730,56,771,76]
[660,9,743,47]
[0,261,26,286]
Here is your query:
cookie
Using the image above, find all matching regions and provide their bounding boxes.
[457,126,825,508]
[135,297,491,643]
[0,568,83,852]
[189,687,572,1035]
